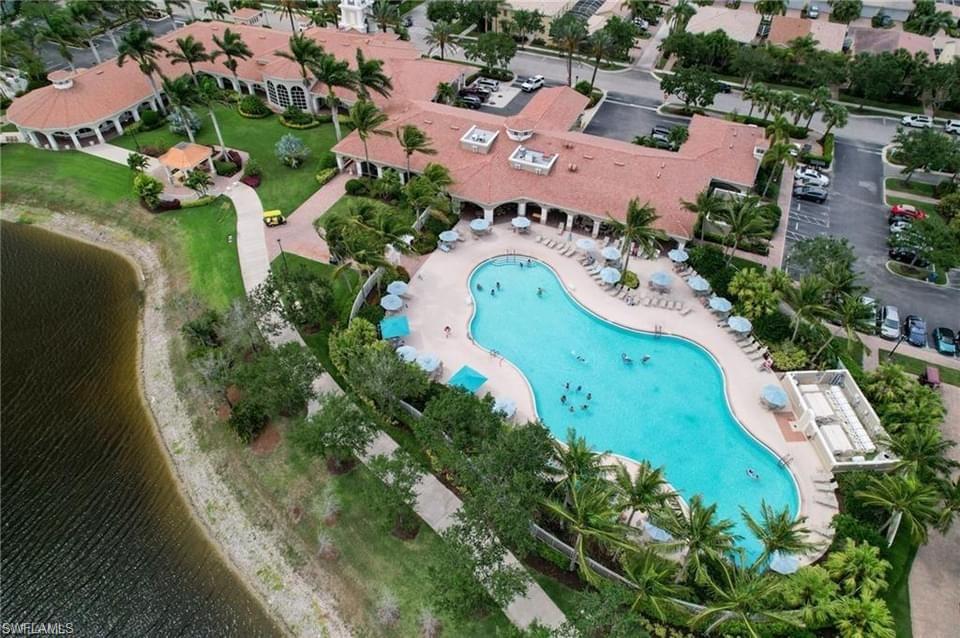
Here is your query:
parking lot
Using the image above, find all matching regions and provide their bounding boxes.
[583,91,688,142]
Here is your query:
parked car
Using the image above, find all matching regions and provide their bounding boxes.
[889,203,927,221]
[879,305,901,340]
[475,77,500,92]
[903,315,928,347]
[632,17,649,30]
[793,184,828,203]
[758,20,771,38]
[945,119,960,135]
[807,4,820,19]
[458,95,483,109]
[889,219,912,233]
[932,327,957,356]
[520,75,545,92]
[888,247,930,268]
[829,295,878,331]
[795,166,830,187]
[901,114,933,128]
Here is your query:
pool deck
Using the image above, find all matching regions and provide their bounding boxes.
[401,220,838,560]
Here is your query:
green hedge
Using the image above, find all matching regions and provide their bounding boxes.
[181,195,217,208]
[729,113,808,139]
[279,116,321,129]
[801,133,835,167]
[315,167,338,186]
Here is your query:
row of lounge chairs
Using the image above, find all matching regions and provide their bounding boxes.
[581,261,694,315]
[535,235,578,256]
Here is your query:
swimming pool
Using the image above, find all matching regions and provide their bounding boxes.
[468,258,799,559]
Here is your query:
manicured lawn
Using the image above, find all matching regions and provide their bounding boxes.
[879,349,960,387]
[884,530,918,638]
[884,178,938,199]
[530,572,581,618]
[1,122,18,132]
[113,105,339,217]
[169,199,245,309]
[885,194,936,212]
[838,91,924,114]
[1,145,134,205]
[316,194,415,231]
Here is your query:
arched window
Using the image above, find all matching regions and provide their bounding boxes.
[266,81,278,105]
[275,83,291,108]
[290,85,308,110]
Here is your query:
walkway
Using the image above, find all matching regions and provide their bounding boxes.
[265,172,348,263]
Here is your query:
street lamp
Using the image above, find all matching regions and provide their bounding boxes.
[276,238,290,281]
[886,335,906,361]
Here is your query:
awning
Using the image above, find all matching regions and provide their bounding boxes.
[379,314,409,339]
[761,384,789,410]
[709,296,733,313]
[768,551,800,575]
[576,238,596,252]
[470,218,490,232]
[449,365,487,393]
[416,353,441,372]
[439,229,459,243]
[601,246,621,261]
[687,275,711,293]
[650,271,672,288]
[380,294,403,311]
[158,141,212,170]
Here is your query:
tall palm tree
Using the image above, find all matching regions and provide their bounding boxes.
[370,0,398,32]
[764,114,792,145]
[355,49,393,100]
[681,189,725,241]
[120,0,155,29]
[613,462,674,526]
[167,35,211,87]
[395,125,436,179]
[821,103,849,142]
[277,0,304,32]
[434,81,457,105]
[277,34,325,109]
[541,478,633,583]
[740,501,816,568]
[743,83,769,117]
[832,595,897,638]
[349,99,391,173]
[310,52,357,141]
[197,75,229,159]
[718,195,770,264]
[805,85,831,128]
[665,0,697,34]
[212,28,253,91]
[811,294,874,363]
[760,141,797,198]
[620,549,689,621]
[606,199,666,273]
[885,425,959,483]
[553,427,609,498]
[782,275,831,342]
[586,29,614,92]
[549,14,587,87]
[654,495,739,584]
[692,561,800,638]
[856,473,941,545]
[936,476,960,534]
[824,539,890,598]
[162,75,200,143]
[754,0,788,21]
[38,8,82,72]
[163,0,191,22]
[67,0,104,64]
[205,0,230,20]
[781,565,838,627]
[117,25,168,113]
[424,21,460,61]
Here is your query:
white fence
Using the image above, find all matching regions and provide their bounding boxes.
[349,266,385,321]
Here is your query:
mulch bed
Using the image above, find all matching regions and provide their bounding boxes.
[523,554,586,590]
[250,422,281,456]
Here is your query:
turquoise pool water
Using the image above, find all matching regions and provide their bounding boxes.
[468,259,799,559]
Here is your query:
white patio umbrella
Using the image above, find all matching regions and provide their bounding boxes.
[387,280,408,296]
[493,397,517,418]
[380,294,403,311]
[761,384,789,410]
[470,218,490,233]
[575,237,597,252]
[395,345,417,362]
[728,315,753,334]
[601,246,621,261]
[415,353,441,373]
[709,296,733,313]
[768,551,800,575]
[650,271,672,289]
[439,229,459,243]
[687,275,711,293]
[668,248,689,263]
[511,216,531,229]
[600,267,622,284]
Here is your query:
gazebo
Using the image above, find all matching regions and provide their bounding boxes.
[157,142,215,184]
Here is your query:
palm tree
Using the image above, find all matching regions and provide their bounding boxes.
[821,102,849,142]
[167,35,210,87]
[832,595,896,638]
[197,75,229,159]
[549,14,588,86]
[212,28,253,92]
[811,294,874,363]
[613,462,674,526]
[424,21,459,61]
[606,199,666,273]
[205,0,230,20]
[743,83,769,117]
[782,275,831,342]
[277,34,325,109]
[936,476,960,534]
[553,427,609,498]
[370,0,398,33]
[717,195,770,264]
[349,99,391,173]
[117,25,168,113]
[782,566,839,627]
[824,538,890,598]
[740,501,815,567]
[434,81,457,105]
[620,549,689,620]
[764,114,792,144]
[760,141,797,198]
[395,125,437,179]
[162,75,200,143]
[754,0,788,21]
[512,9,545,46]
[654,495,739,584]
[805,85,831,128]
[38,8,82,71]
[67,1,104,64]
[692,561,800,638]
[355,49,394,100]
[120,0,155,29]
[310,53,357,141]
[586,29,614,92]
[856,473,941,545]
[277,0,305,32]
[665,0,697,34]
[163,0,194,22]
[885,425,959,483]
[541,478,633,583]
[682,189,725,241]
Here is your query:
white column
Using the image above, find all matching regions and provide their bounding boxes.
[483,207,494,223]
[130,109,140,122]
[517,200,527,217]
[113,118,124,135]
[592,218,601,238]
[163,165,174,184]
[206,157,216,172]
[152,97,161,111]
[231,78,240,92]
[94,127,105,144]
[49,134,60,151]
[26,131,40,147]
[376,164,384,177]
[336,154,345,170]
[566,212,575,233]
[540,207,549,225]
[69,130,81,149]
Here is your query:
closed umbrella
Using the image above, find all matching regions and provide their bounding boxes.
[709,296,733,313]
[576,237,596,252]
[643,521,673,542]
[380,294,403,312]
[511,216,531,229]
[687,275,711,293]
[415,353,441,373]
[600,267,622,284]
[668,248,689,263]
[728,315,753,334]
[601,246,621,261]
[387,280,408,296]
[761,384,789,410]
[395,345,417,362]
[493,397,517,418]
[439,229,459,243]
[650,271,671,289]
[768,551,800,575]
[470,218,490,233]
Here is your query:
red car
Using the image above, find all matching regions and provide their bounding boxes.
[889,204,927,221]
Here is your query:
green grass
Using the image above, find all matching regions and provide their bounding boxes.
[169,199,245,309]
[530,572,581,618]
[883,530,919,638]
[113,105,339,216]
[1,144,136,204]
[885,194,936,211]
[888,261,948,285]
[1,122,18,132]
[838,91,924,114]
[879,349,960,386]
[885,178,938,199]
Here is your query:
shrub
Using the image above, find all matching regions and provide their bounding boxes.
[275,133,310,168]
[531,37,546,47]
[315,167,338,186]
[731,114,807,139]
[156,198,181,211]
[830,513,886,550]
[412,230,439,254]
[229,397,269,443]
[319,151,339,170]
[139,109,163,130]
[238,94,271,118]
[535,542,570,571]
[621,270,639,289]
[770,341,809,371]
[181,195,216,208]
[934,180,959,199]
[140,144,168,157]
[240,174,261,188]
[243,158,262,177]
[752,311,793,343]
[344,178,369,196]
[0,95,12,110]
[587,89,603,109]
[133,173,164,210]
[574,80,592,96]
[227,149,243,167]
[168,107,202,135]
[315,113,333,124]
[280,105,318,128]
[214,159,239,176]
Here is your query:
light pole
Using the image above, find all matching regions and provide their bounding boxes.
[886,335,906,361]
[276,238,290,282]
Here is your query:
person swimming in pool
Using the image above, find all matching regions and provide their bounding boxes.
[476,283,484,291]
[746,468,759,480]
[641,354,651,365]
[621,353,633,364]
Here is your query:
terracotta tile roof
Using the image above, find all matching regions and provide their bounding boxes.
[768,16,810,47]
[769,17,846,52]
[809,21,847,53]
[686,6,762,44]
[159,141,212,169]
[849,26,935,58]
[231,8,262,21]
[332,92,764,239]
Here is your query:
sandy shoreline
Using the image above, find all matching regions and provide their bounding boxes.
[1,209,351,637]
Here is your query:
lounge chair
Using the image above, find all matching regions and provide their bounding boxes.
[439,243,451,253]
[617,288,628,299]
[536,235,544,243]
[545,239,557,248]
[680,307,693,316]
[815,499,837,509]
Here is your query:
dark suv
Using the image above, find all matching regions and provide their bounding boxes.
[903,315,928,347]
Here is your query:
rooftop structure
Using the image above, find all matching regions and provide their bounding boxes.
[768,16,847,53]
[686,6,763,44]
[849,26,936,57]
[230,7,265,25]
[783,370,898,472]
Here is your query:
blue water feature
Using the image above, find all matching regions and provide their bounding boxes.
[469,258,799,560]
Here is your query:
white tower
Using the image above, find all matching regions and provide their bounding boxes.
[339,0,372,32]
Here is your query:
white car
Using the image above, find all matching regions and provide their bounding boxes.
[475,77,500,92]
[901,114,933,128]
[520,75,545,92]
[945,119,960,134]
[795,166,830,187]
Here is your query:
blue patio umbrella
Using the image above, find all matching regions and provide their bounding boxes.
[511,216,531,229]
[650,271,672,288]
[668,248,689,263]
[600,267,622,284]
[728,315,753,334]
[493,397,517,418]
[709,296,733,313]
[439,229,459,243]
[395,344,417,362]
[643,521,673,542]
[449,365,487,393]
[380,294,403,312]
[576,237,596,252]
[415,353,441,373]
[387,280,408,296]
[768,551,800,575]
[687,275,711,293]
[470,218,490,232]
[601,246,621,261]
[761,384,789,410]
[379,314,409,339]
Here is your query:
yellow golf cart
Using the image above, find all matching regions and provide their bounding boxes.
[263,210,286,227]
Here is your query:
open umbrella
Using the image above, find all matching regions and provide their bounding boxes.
[643,521,673,542]
[379,314,409,339]
[493,397,517,418]
[668,248,689,263]
[439,229,459,243]
[470,218,490,233]
[380,294,403,312]
[576,237,597,252]
[600,267,622,284]
[728,315,753,334]
[415,353,441,373]
[601,246,621,261]
[395,345,417,362]
[768,551,800,575]
[761,384,789,410]
[687,275,711,293]
[709,296,733,313]
[511,216,531,229]
[650,271,672,288]
[387,280,408,296]
[449,365,487,392]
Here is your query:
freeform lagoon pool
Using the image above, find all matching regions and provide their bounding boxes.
[468,258,799,559]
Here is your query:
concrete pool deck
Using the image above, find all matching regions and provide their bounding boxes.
[400,220,838,559]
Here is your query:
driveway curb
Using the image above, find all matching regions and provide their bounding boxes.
[884,261,950,289]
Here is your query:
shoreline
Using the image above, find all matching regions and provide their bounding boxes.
[1,209,350,637]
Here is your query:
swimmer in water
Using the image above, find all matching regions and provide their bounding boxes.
[496,281,501,290]
[561,395,567,404]
[587,392,592,400]
[621,352,633,364]
[747,468,759,480]
[581,404,588,411]
[569,406,575,413]
[491,288,496,296]
[537,287,544,297]
[477,283,484,291]
[641,354,651,365]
